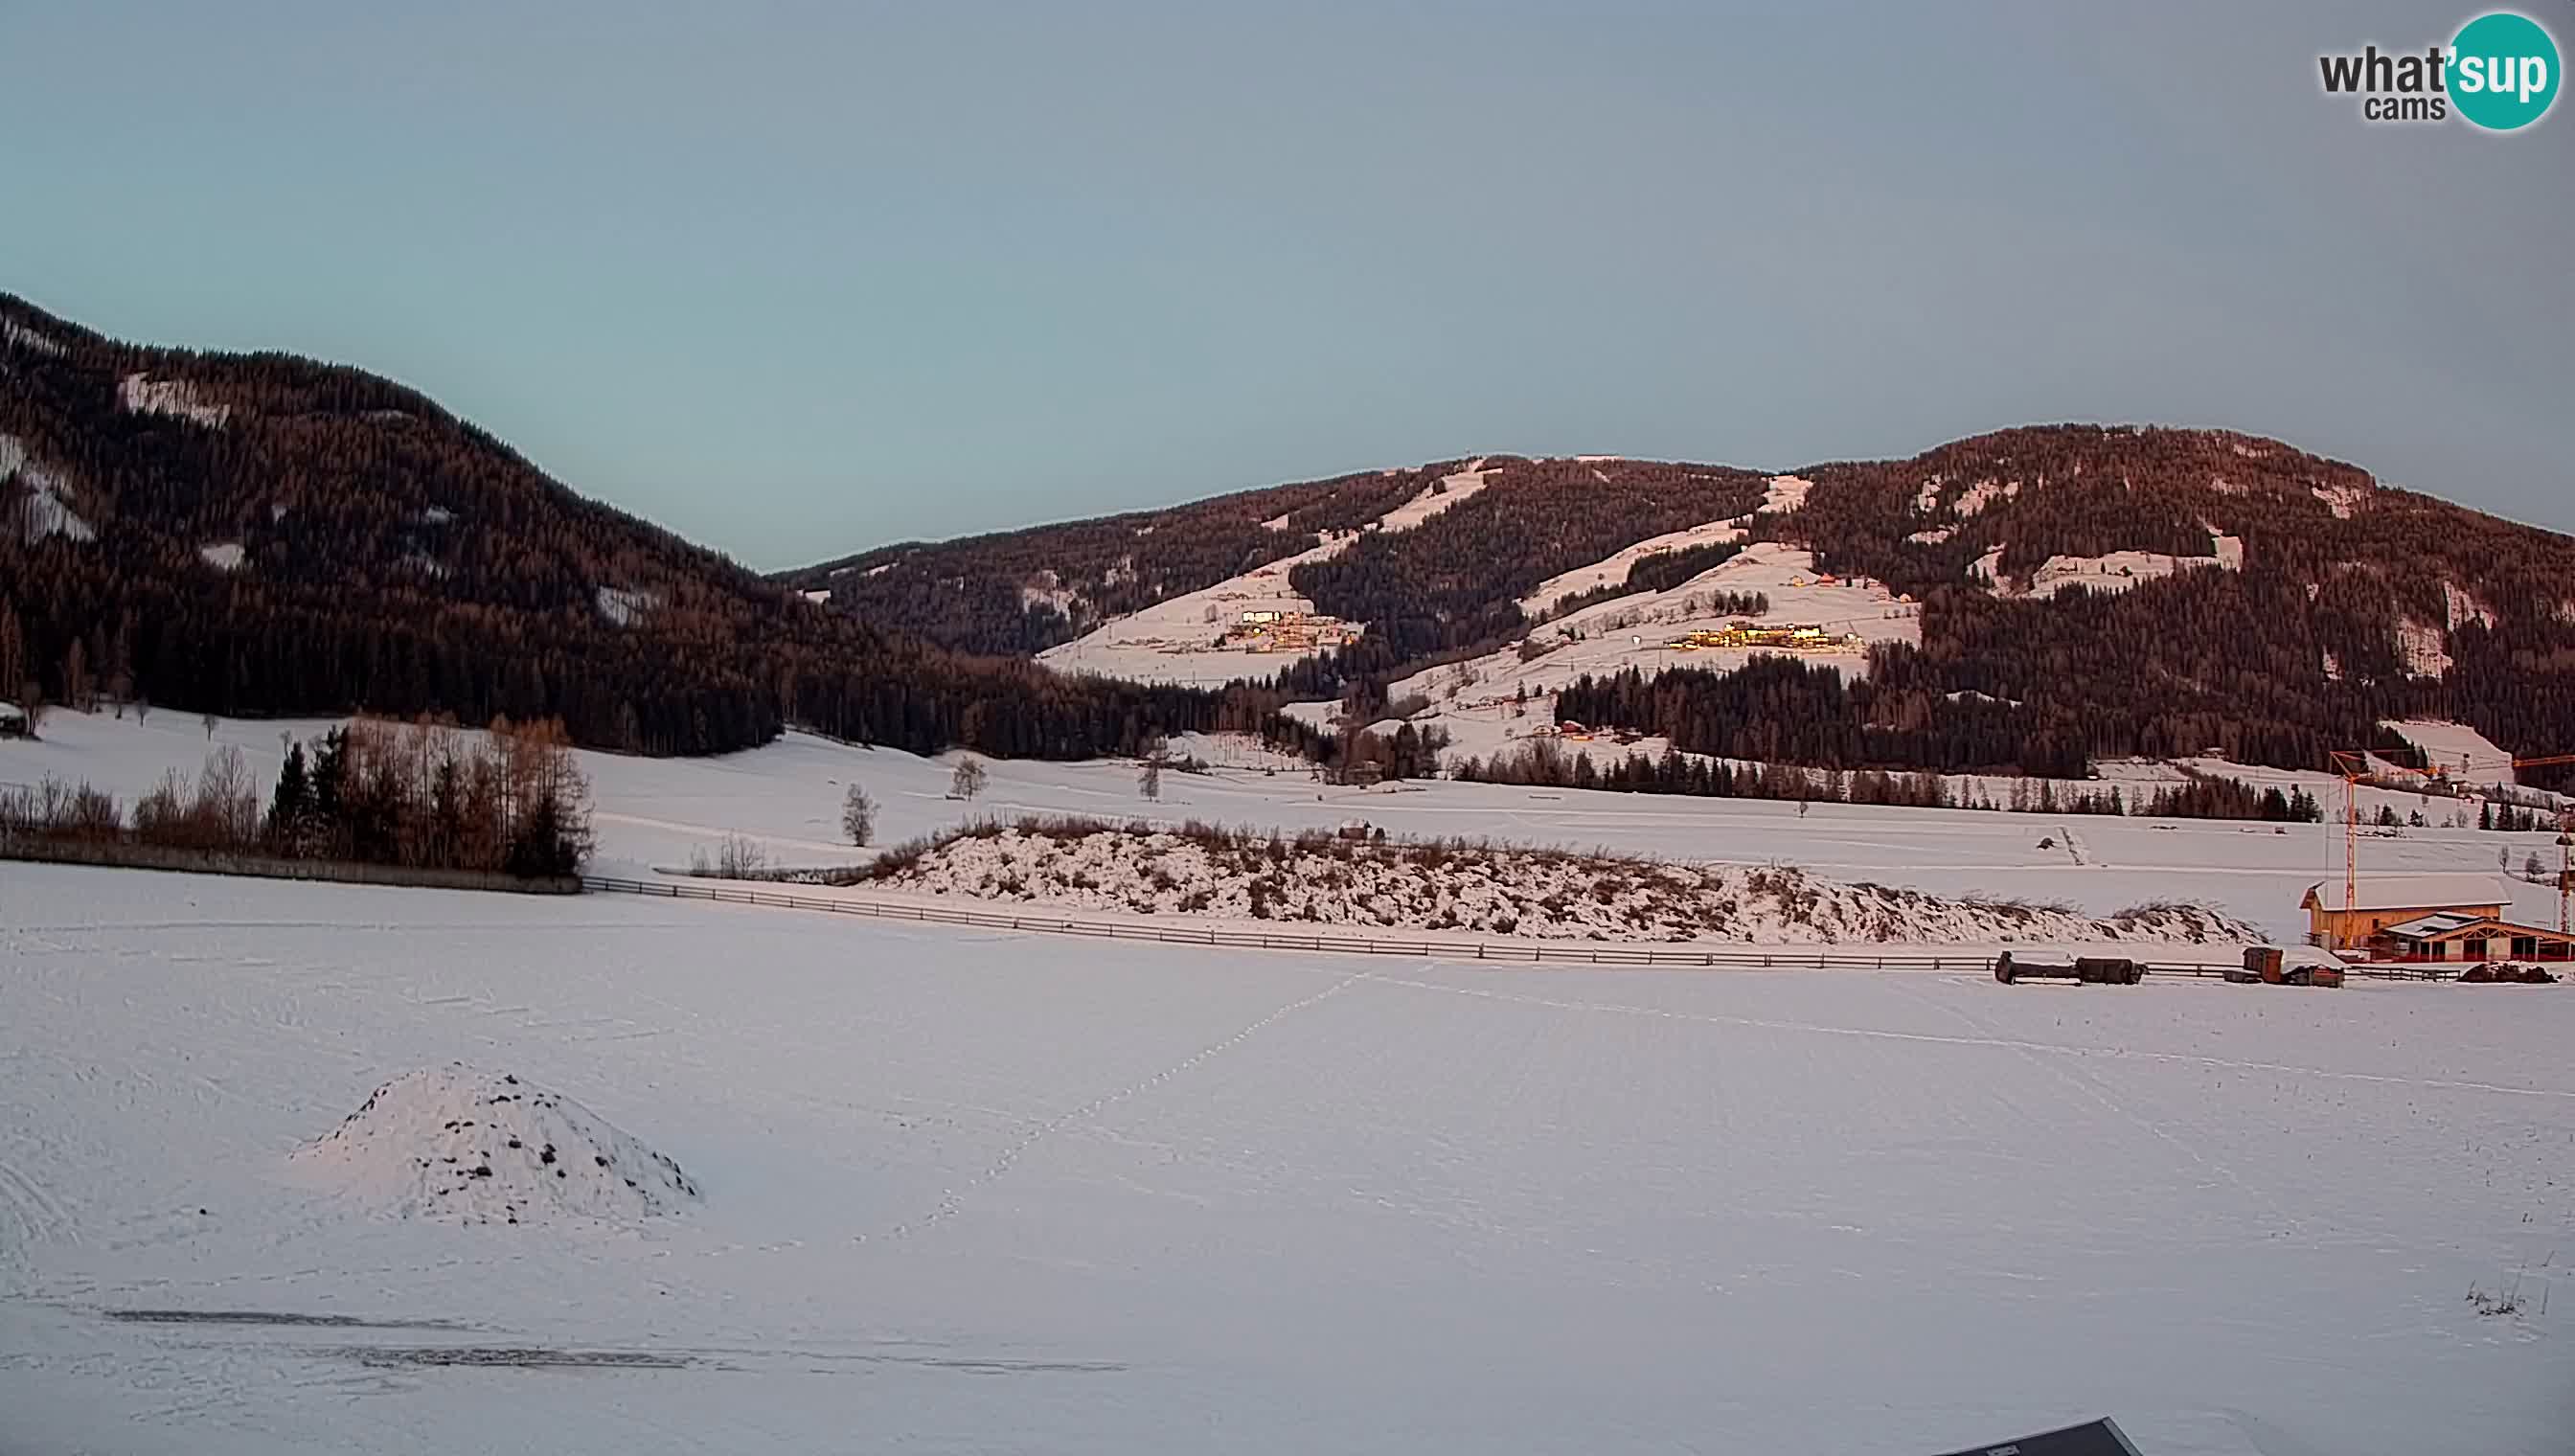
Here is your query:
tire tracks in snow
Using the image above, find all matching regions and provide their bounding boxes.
[860,970,1368,1244]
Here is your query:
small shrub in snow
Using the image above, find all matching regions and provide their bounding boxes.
[690,833,769,879]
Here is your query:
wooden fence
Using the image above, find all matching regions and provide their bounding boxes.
[3,834,581,895]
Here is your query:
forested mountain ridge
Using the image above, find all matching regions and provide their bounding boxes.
[788,423,2575,785]
[1727,425,2575,785]
[776,464,1448,655]
[0,293,1276,759]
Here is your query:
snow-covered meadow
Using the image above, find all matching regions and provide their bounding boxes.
[11,708,2569,944]
[2,864,2567,1454]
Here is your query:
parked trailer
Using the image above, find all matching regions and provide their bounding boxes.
[1993,952,2143,986]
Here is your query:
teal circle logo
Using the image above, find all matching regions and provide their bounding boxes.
[2450,11,2560,130]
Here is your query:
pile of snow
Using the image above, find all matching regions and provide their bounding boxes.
[875,823,2257,944]
[117,373,232,429]
[197,541,245,572]
[288,1065,698,1225]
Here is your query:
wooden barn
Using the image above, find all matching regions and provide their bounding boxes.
[2298,875,2506,952]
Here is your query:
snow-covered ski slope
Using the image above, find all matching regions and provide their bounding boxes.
[1,864,2566,1454]
[1035,466,1492,687]
[11,708,2570,941]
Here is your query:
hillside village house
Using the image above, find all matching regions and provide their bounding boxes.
[2299,875,2566,960]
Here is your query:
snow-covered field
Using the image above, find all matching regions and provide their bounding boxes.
[11,708,2572,943]
[2,864,2566,1454]
[1034,466,1488,688]
[1393,541,1924,763]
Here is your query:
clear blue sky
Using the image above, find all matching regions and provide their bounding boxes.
[6,2,2569,568]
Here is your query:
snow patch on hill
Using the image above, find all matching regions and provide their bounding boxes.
[874,823,2256,944]
[2380,719,2512,779]
[596,585,659,626]
[287,1065,699,1225]
[2395,621,2451,677]
[1037,532,1354,686]
[1018,576,1078,616]
[118,373,232,429]
[12,462,96,543]
[1906,525,1956,544]
[2,318,66,355]
[2443,581,2495,631]
[1039,466,1486,686]
[197,541,245,571]
[1757,474,1812,514]
[1376,466,1491,533]
[1392,543,1921,762]
[1992,542,2242,600]
[2313,482,2368,518]
[1954,478,2018,515]
[1515,517,1749,618]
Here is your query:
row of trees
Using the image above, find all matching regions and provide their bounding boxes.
[262,717,594,876]
[0,715,593,876]
[1449,738,2333,824]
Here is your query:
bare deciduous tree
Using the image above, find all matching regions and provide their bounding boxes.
[691,833,769,878]
[841,784,877,846]
[949,757,988,801]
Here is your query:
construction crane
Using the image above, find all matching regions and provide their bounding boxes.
[2327,747,2575,932]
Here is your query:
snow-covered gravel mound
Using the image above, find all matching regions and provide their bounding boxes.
[288,1066,698,1225]
[874,822,2260,944]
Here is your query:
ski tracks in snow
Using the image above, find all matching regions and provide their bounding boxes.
[862,970,1368,1244]
[0,1150,81,1289]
